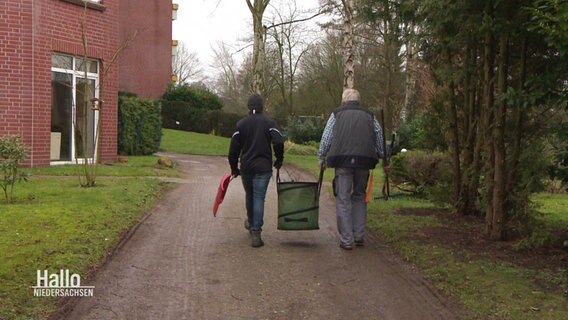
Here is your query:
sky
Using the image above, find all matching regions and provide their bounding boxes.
[172,0,251,67]
[172,0,323,76]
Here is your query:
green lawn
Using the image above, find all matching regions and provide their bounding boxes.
[29,155,179,177]
[160,128,230,155]
[533,193,568,227]
[0,156,173,320]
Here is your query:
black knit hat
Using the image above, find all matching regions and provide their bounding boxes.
[247,94,264,111]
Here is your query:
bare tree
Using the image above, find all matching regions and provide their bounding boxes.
[266,2,312,116]
[246,0,271,95]
[341,0,355,89]
[211,42,250,113]
[296,33,343,115]
[317,0,356,89]
[173,42,205,85]
[213,0,326,111]
[77,3,136,187]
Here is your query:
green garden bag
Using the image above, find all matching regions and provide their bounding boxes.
[276,168,324,230]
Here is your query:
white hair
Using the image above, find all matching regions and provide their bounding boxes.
[342,88,360,103]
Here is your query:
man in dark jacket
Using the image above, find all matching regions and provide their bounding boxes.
[229,94,285,247]
[318,89,386,250]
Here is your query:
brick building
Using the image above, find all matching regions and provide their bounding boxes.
[0,0,175,167]
[119,0,176,99]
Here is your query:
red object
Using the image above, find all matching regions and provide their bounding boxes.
[365,171,374,203]
[213,173,233,216]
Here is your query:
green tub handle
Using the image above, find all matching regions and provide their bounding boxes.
[284,217,309,222]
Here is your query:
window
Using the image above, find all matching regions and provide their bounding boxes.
[51,53,99,163]
[59,0,105,11]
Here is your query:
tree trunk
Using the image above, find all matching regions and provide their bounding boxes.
[461,39,478,215]
[246,0,270,94]
[383,18,392,132]
[274,30,287,112]
[403,34,418,122]
[341,0,355,89]
[482,10,496,237]
[467,87,483,216]
[506,36,527,194]
[444,48,462,209]
[490,33,509,240]
[382,3,396,134]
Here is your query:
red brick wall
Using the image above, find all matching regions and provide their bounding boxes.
[0,0,35,164]
[119,0,172,99]
[0,0,119,166]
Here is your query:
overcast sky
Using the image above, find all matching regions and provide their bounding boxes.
[172,0,323,74]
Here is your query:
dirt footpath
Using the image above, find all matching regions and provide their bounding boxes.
[65,154,460,320]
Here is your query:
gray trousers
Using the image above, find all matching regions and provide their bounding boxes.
[334,167,370,245]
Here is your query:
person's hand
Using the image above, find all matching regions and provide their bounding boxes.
[231,168,240,177]
[273,159,283,169]
[318,159,326,170]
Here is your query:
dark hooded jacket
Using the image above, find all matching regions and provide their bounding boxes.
[228,96,284,174]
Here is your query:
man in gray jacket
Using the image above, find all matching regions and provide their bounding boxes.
[318,89,386,250]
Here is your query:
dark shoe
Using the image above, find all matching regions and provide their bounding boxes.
[244,220,250,231]
[251,230,264,248]
[355,239,365,247]
[339,243,353,250]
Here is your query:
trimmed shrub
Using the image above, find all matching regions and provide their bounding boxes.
[207,110,244,137]
[161,101,210,133]
[161,84,222,110]
[285,117,326,144]
[161,104,244,138]
[389,150,452,204]
[118,96,162,155]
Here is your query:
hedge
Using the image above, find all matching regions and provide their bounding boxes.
[284,116,326,144]
[161,101,243,138]
[161,84,223,111]
[118,96,162,155]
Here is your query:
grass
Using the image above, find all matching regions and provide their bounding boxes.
[160,128,230,155]
[29,155,179,177]
[533,193,568,227]
[0,156,173,320]
[365,197,568,319]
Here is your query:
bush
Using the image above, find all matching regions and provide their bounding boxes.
[161,101,210,133]
[160,84,224,134]
[118,96,162,156]
[207,110,244,137]
[396,113,447,151]
[161,84,223,110]
[161,104,244,138]
[284,117,326,144]
[0,135,28,203]
[389,150,453,204]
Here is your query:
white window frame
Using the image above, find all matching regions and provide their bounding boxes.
[51,54,100,165]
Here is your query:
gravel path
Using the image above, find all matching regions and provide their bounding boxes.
[65,153,460,320]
